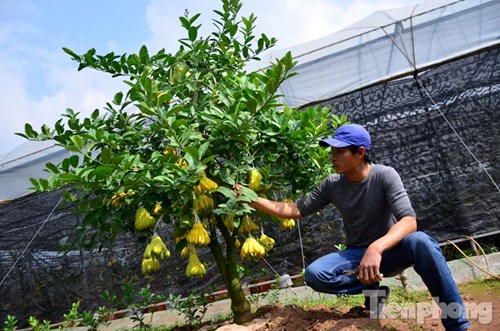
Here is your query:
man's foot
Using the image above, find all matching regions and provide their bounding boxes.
[364,285,391,318]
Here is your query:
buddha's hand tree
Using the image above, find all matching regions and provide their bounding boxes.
[19,0,347,324]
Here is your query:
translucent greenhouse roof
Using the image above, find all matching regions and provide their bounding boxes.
[246,0,500,108]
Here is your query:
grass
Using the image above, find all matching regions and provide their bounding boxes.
[459,277,500,296]
[389,286,432,306]
[93,278,500,330]
[289,291,365,309]
[288,285,432,311]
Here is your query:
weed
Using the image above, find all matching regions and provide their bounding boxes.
[334,243,347,251]
[167,289,210,327]
[27,316,50,331]
[62,301,81,328]
[103,280,166,330]
[3,315,18,331]
[266,287,281,305]
[290,292,336,309]
[335,293,364,307]
[79,306,114,331]
[409,321,426,330]
[389,286,431,306]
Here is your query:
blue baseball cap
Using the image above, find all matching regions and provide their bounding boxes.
[319,124,371,150]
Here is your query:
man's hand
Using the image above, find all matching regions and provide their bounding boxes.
[357,216,416,283]
[232,185,302,219]
[233,184,244,197]
[357,244,383,284]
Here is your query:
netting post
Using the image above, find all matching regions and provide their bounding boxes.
[469,239,479,256]
[399,270,409,292]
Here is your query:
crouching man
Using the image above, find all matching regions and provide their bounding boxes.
[236,124,470,331]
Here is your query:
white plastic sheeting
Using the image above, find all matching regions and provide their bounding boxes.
[0,141,70,202]
[247,0,500,107]
[1,0,498,203]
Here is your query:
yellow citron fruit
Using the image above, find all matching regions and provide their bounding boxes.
[175,234,186,244]
[180,246,190,258]
[162,147,177,156]
[186,223,211,245]
[235,238,241,248]
[110,189,135,208]
[194,175,218,195]
[238,215,260,234]
[135,206,156,231]
[193,194,214,216]
[141,257,160,274]
[185,250,206,278]
[176,158,188,170]
[143,242,154,259]
[150,234,171,260]
[170,62,189,85]
[110,191,127,208]
[152,202,162,216]
[224,215,235,232]
[248,168,263,192]
[279,218,296,230]
[240,237,266,260]
[259,233,275,252]
[194,184,202,196]
[157,91,171,105]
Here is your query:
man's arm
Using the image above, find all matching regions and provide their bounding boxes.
[249,197,302,219]
[234,184,302,219]
[357,216,417,283]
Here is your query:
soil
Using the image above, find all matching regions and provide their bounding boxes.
[175,279,500,331]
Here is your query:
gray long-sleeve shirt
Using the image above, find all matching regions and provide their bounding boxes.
[297,164,416,247]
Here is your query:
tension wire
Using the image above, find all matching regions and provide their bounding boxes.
[415,76,500,193]
[0,197,63,288]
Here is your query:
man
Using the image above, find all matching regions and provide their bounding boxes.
[238,124,470,331]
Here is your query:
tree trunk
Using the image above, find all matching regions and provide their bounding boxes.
[229,284,252,324]
[209,219,253,324]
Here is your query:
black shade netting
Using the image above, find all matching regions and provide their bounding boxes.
[316,46,500,241]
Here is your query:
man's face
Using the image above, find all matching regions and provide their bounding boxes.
[330,147,360,174]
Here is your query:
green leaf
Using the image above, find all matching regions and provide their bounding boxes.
[45,162,60,174]
[179,16,190,29]
[153,175,174,184]
[189,13,201,25]
[39,178,49,191]
[62,47,80,60]
[239,186,258,201]
[59,173,80,183]
[198,142,209,159]
[219,169,235,185]
[188,27,198,41]
[24,123,37,138]
[70,135,84,150]
[266,78,278,94]
[184,146,200,163]
[61,190,76,202]
[93,165,114,179]
[29,178,41,191]
[217,186,234,198]
[59,236,69,248]
[139,45,149,64]
[113,92,123,105]
[247,99,257,113]
[100,147,111,163]
[69,155,80,168]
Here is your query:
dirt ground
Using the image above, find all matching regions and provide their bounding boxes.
[187,279,500,331]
